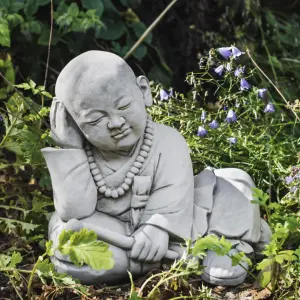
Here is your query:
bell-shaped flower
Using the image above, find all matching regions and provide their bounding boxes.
[228,137,237,144]
[209,120,219,129]
[290,186,298,193]
[225,109,237,123]
[240,78,251,91]
[218,47,232,59]
[234,66,245,77]
[232,46,245,59]
[214,65,225,76]
[226,63,232,71]
[201,111,206,122]
[258,88,268,100]
[264,102,275,113]
[285,176,294,184]
[160,89,169,101]
[197,126,207,137]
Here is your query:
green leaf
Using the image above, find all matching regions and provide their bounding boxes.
[10,3,25,13]
[257,258,273,270]
[0,19,11,47]
[274,250,297,264]
[260,270,271,287]
[231,251,252,267]
[68,3,79,17]
[82,0,104,17]
[0,254,11,268]
[24,0,39,16]
[129,22,152,44]
[95,18,126,40]
[58,228,114,270]
[8,252,23,268]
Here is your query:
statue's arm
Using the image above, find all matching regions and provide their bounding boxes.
[140,126,194,240]
[42,147,97,221]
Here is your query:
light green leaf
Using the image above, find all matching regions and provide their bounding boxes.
[256,258,273,270]
[15,83,31,90]
[58,229,114,270]
[274,250,297,264]
[82,0,104,17]
[0,254,11,268]
[0,19,11,47]
[68,3,79,17]
[260,271,271,287]
[8,252,23,268]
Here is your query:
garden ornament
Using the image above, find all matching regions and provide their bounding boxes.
[42,51,272,286]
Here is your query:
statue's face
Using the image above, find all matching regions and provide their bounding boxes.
[71,76,148,151]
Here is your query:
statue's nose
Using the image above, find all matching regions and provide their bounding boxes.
[107,116,125,129]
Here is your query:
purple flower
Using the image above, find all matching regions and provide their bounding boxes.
[290,186,298,193]
[232,46,245,59]
[223,105,228,111]
[197,126,207,137]
[160,89,169,101]
[240,78,251,91]
[218,47,232,59]
[228,137,237,144]
[226,63,232,71]
[285,176,294,184]
[214,65,225,76]
[201,111,206,122]
[225,109,237,123]
[209,120,219,129]
[264,102,275,113]
[258,88,268,100]
[234,66,245,77]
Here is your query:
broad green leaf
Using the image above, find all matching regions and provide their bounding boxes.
[10,2,25,13]
[256,258,273,270]
[0,254,11,268]
[58,229,73,247]
[129,21,152,44]
[95,18,126,40]
[0,20,11,47]
[231,251,252,267]
[8,252,23,268]
[68,3,79,17]
[274,250,297,264]
[58,228,114,270]
[24,0,39,16]
[0,0,10,10]
[82,0,104,17]
[260,271,271,287]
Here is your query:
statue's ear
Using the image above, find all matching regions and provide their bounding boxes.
[136,75,153,107]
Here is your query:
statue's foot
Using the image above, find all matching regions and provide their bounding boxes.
[201,249,249,286]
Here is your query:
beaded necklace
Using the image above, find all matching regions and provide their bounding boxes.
[84,118,154,199]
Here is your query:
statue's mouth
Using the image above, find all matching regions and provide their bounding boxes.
[112,127,131,140]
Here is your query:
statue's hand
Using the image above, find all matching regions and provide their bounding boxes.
[130,225,169,262]
[50,98,84,149]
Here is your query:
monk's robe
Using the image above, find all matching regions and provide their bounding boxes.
[42,120,266,282]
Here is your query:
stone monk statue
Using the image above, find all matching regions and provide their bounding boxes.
[42,51,271,286]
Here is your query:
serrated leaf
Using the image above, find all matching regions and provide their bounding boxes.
[58,229,114,270]
[58,229,73,247]
[8,252,23,268]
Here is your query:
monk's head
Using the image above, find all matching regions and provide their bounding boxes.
[55,51,152,151]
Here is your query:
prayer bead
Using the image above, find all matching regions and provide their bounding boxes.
[126,172,135,178]
[136,156,145,163]
[130,167,139,174]
[144,139,152,147]
[141,145,150,152]
[122,183,130,191]
[105,189,112,197]
[93,174,103,181]
[139,151,148,158]
[124,178,132,185]
[117,187,125,196]
[96,180,105,187]
[86,150,93,156]
[111,190,118,198]
[99,186,106,193]
[88,156,94,163]
[91,168,100,176]
[133,161,142,168]
[89,162,97,170]
[144,133,153,139]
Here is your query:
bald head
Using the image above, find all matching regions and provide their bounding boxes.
[55,51,137,112]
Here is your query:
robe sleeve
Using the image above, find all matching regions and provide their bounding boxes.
[139,125,194,241]
[42,147,97,222]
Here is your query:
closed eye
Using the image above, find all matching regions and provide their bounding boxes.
[88,116,105,125]
[118,102,131,110]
